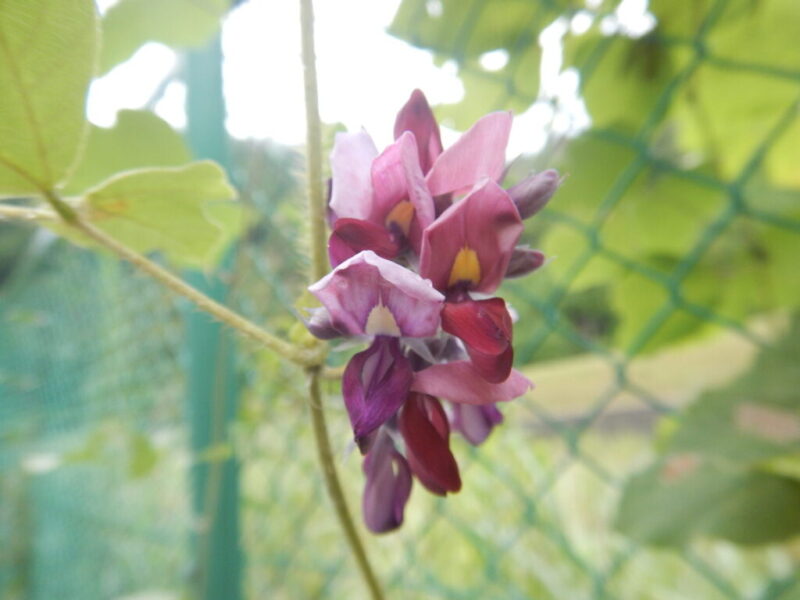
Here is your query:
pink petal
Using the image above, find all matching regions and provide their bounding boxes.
[394,89,443,174]
[309,250,444,337]
[329,130,378,221]
[411,361,533,405]
[370,132,435,254]
[425,111,512,197]
[419,179,523,294]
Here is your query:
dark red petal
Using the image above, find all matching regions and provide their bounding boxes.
[328,218,401,267]
[393,89,443,174]
[399,394,461,495]
[441,298,514,383]
[441,298,512,355]
[342,337,413,448]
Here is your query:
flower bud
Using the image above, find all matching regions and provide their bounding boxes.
[505,247,546,279]
[507,169,560,219]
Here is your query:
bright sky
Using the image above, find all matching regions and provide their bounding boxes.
[88,0,652,157]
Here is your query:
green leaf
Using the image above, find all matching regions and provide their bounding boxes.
[708,0,800,71]
[0,0,97,195]
[99,0,228,75]
[615,457,800,546]
[82,161,239,267]
[63,110,191,195]
[665,317,800,463]
[563,32,690,133]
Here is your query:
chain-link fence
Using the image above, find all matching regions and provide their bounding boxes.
[2,0,799,598]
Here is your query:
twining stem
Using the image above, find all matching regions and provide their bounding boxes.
[299,1,385,599]
[0,203,56,221]
[300,0,328,282]
[39,191,323,368]
[307,371,384,599]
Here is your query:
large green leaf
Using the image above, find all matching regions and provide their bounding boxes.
[616,317,800,546]
[0,0,97,196]
[665,317,800,463]
[63,109,191,195]
[615,458,800,546]
[99,0,228,75]
[563,32,690,133]
[82,161,239,267]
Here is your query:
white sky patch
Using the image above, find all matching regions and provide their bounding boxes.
[88,42,177,127]
[479,49,510,72]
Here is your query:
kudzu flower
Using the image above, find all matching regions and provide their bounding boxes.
[308,89,560,533]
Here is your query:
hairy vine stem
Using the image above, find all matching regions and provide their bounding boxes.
[299,0,385,598]
[36,191,325,368]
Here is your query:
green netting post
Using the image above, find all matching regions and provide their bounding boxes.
[183,35,244,600]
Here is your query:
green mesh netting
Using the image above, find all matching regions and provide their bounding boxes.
[2,0,800,598]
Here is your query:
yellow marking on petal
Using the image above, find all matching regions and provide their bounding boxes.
[448,246,481,288]
[384,200,415,237]
[365,303,401,336]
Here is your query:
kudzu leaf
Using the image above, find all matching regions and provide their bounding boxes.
[99,0,229,75]
[82,161,239,268]
[664,316,800,463]
[0,0,97,196]
[615,457,800,546]
[63,110,191,195]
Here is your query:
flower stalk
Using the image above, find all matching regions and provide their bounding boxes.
[38,191,323,368]
[299,1,385,599]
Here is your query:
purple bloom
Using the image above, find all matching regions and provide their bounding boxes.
[343,337,412,448]
[307,89,559,535]
[309,250,444,338]
[362,430,412,533]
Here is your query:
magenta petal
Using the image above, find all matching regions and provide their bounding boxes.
[343,337,413,446]
[425,111,512,197]
[419,179,523,294]
[394,89,443,174]
[363,429,413,533]
[329,130,378,221]
[328,218,401,267]
[411,361,532,405]
[451,403,503,445]
[309,251,444,337]
[400,394,461,495]
[370,132,435,254]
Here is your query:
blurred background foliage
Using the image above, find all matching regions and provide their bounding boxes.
[1,0,800,598]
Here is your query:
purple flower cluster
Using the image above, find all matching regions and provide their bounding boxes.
[307,90,559,533]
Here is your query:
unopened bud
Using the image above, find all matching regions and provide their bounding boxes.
[305,307,342,340]
[507,169,560,219]
[505,247,545,279]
